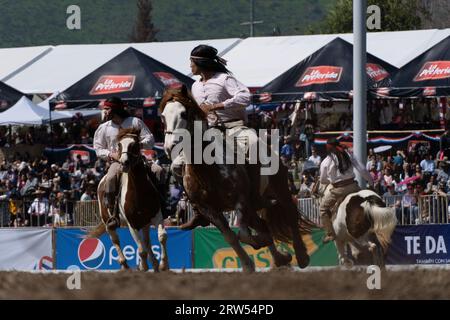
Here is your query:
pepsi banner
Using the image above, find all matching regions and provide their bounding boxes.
[386,225,450,265]
[55,228,192,270]
[0,228,53,270]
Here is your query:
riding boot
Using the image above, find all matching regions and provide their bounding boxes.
[104,191,120,230]
[246,164,276,210]
[179,205,210,230]
[321,214,336,243]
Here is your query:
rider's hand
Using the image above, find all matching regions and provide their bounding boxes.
[199,103,213,114]
[109,151,120,161]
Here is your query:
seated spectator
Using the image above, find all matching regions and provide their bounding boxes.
[381,168,394,194]
[298,175,313,198]
[420,153,436,179]
[307,147,321,167]
[401,184,419,224]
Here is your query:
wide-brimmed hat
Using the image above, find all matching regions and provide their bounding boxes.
[33,189,46,195]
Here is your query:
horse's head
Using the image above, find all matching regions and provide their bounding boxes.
[160,85,205,159]
[117,128,141,172]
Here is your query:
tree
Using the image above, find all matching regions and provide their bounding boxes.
[318,0,431,34]
[130,0,158,42]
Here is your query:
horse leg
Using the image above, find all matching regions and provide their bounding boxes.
[210,210,255,272]
[142,224,159,272]
[126,224,149,271]
[268,244,292,267]
[157,224,169,271]
[107,227,129,270]
[236,202,271,250]
[336,238,353,268]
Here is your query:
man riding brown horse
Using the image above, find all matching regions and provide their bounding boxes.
[93,97,164,229]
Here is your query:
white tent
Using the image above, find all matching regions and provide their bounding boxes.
[38,96,101,121]
[5,38,241,94]
[222,28,450,87]
[0,96,100,126]
[0,45,53,81]
[0,96,50,125]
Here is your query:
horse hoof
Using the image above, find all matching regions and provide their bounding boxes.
[340,258,353,269]
[274,252,292,267]
[159,262,169,272]
[242,262,255,273]
[297,254,310,269]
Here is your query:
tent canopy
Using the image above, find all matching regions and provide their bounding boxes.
[0,81,27,112]
[222,29,450,88]
[259,37,398,103]
[375,36,450,98]
[5,39,239,94]
[0,96,49,125]
[50,47,195,110]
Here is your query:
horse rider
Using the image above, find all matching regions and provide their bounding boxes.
[319,138,374,243]
[174,44,266,230]
[93,96,164,229]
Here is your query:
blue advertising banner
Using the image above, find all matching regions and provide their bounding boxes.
[56,227,192,270]
[386,225,450,265]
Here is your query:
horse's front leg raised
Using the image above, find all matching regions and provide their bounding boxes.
[208,208,255,272]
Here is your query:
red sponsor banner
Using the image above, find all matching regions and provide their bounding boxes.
[303,92,317,100]
[366,63,389,82]
[70,150,90,164]
[376,87,390,97]
[153,72,182,88]
[141,149,156,160]
[413,61,450,82]
[423,87,436,96]
[296,66,343,87]
[89,75,136,95]
[259,92,272,103]
[143,97,156,107]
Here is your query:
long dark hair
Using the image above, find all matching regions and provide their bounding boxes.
[190,45,230,74]
[326,138,352,174]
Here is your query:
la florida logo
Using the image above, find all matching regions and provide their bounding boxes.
[90,75,136,95]
[366,63,389,82]
[414,61,450,81]
[296,66,343,87]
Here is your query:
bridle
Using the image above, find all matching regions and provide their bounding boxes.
[119,134,141,164]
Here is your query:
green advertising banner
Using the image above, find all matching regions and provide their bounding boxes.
[194,227,338,269]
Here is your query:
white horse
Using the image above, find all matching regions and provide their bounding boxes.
[318,183,397,268]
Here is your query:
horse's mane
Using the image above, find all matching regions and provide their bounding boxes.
[117,128,141,141]
[160,85,206,120]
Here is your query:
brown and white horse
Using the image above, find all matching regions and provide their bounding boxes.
[316,183,397,268]
[89,128,169,272]
[160,86,314,272]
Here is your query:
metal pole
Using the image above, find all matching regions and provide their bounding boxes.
[353,0,367,187]
[250,0,254,37]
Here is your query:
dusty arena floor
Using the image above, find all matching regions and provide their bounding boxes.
[0,267,449,300]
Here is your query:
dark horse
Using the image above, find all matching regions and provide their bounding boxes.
[89,128,169,271]
[161,86,314,272]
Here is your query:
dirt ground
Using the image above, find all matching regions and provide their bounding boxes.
[0,268,449,300]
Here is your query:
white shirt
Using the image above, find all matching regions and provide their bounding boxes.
[320,152,373,185]
[93,117,154,160]
[308,154,321,167]
[28,198,49,216]
[191,72,251,125]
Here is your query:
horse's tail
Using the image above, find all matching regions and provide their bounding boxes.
[86,223,107,239]
[362,196,397,252]
[262,197,317,243]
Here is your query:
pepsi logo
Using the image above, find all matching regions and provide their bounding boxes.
[38,256,53,270]
[78,238,106,269]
